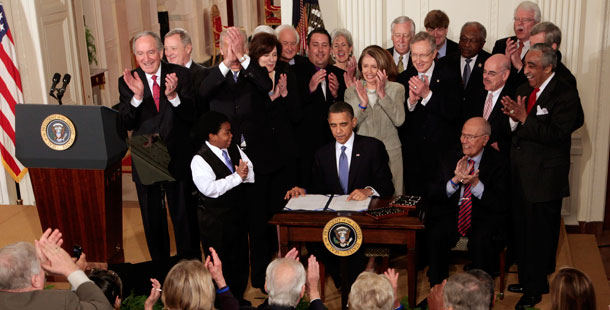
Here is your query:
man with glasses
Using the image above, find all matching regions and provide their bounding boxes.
[388,16,416,73]
[397,31,461,195]
[425,116,510,287]
[424,10,459,59]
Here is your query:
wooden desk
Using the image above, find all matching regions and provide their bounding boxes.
[269,199,424,308]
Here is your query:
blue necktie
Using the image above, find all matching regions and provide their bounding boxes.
[233,71,238,83]
[339,146,348,194]
[463,58,472,88]
[222,150,234,172]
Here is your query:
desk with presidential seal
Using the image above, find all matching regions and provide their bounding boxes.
[269,196,424,310]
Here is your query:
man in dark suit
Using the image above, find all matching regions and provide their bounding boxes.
[164,28,209,117]
[529,22,577,88]
[276,25,307,66]
[424,10,459,59]
[445,22,491,125]
[500,43,584,309]
[0,229,113,310]
[387,16,416,74]
[119,31,200,261]
[462,54,514,155]
[293,28,347,187]
[397,31,462,195]
[426,117,510,286]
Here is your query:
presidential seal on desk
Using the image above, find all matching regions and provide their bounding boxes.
[322,217,363,256]
[40,114,76,151]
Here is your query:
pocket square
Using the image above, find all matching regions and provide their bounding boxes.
[536,106,549,115]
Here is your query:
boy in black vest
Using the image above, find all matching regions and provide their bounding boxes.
[190,111,253,303]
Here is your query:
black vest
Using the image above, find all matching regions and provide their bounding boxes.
[197,143,245,208]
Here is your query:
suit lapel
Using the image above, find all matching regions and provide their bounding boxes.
[347,135,362,192]
[534,76,557,112]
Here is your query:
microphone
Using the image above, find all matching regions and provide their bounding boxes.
[57,74,71,97]
[49,73,60,96]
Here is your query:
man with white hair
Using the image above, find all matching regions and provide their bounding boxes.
[388,16,416,73]
[276,25,306,65]
[0,229,112,310]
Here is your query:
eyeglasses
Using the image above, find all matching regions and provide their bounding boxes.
[513,17,535,23]
[461,134,488,141]
[482,69,507,77]
[411,51,434,59]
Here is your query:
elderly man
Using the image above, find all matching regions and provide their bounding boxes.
[119,31,200,261]
[529,22,577,87]
[492,1,541,72]
[500,43,584,309]
[164,28,209,116]
[425,117,509,286]
[424,10,459,59]
[388,16,416,73]
[397,31,462,195]
[276,25,307,65]
[0,229,112,310]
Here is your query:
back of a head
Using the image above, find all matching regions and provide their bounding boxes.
[348,272,395,310]
[466,269,495,308]
[162,260,215,310]
[266,258,306,307]
[88,269,123,308]
[551,267,596,310]
[443,273,490,310]
[0,242,41,290]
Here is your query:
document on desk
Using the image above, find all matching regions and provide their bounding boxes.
[327,195,371,212]
[284,195,332,211]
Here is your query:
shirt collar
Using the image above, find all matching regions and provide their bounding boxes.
[205,141,227,158]
[144,66,162,82]
[186,59,193,68]
[469,149,484,166]
[460,54,479,66]
[421,61,435,77]
[538,72,556,95]
[336,132,355,151]
[393,49,410,62]
[438,39,448,57]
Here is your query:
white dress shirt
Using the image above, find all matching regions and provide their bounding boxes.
[407,61,435,111]
[130,65,181,108]
[334,133,379,196]
[191,141,255,198]
[460,54,479,78]
[393,49,410,68]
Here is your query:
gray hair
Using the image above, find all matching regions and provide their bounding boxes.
[516,1,542,23]
[266,258,306,307]
[331,28,353,47]
[443,273,490,310]
[132,31,163,54]
[531,43,557,70]
[164,28,192,48]
[530,21,562,48]
[275,24,300,45]
[348,272,395,310]
[253,25,276,37]
[461,21,487,42]
[466,269,495,308]
[219,28,248,50]
[391,16,416,36]
[0,242,42,290]
[410,31,436,52]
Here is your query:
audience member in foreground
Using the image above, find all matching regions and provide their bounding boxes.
[0,228,113,310]
[428,272,490,310]
[88,269,123,309]
[550,267,596,310]
[348,269,401,310]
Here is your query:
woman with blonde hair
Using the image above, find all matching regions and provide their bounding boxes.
[550,267,596,310]
[344,45,405,195]
[331,28,357,88]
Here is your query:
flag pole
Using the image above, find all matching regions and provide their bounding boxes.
[15,181,22,205]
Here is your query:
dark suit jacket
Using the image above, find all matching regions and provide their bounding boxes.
[511,75,584,202]
[0,282,113,310]
[491,36,518,55]
[441,38,460,58]
[387,47,414,72]
[310,134,394,197]
[189,61,209,117]
[200,62,280,174]
[555,51,577,88]
[119,61,196,180]
[427,147,510,228]
[289,54,308,66]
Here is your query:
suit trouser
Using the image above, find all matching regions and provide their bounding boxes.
[134,176,201,261]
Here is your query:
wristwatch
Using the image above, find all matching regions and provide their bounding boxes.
[239,55,247,63]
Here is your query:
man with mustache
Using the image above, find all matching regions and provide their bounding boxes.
[500,43,584,309]
[387,16,416,73]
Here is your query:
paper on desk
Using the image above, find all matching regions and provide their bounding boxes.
[326,195,371,212]
[284,194,330,211]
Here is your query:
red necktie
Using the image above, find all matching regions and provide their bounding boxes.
[526,87,540,114]
[517,40,524,59]
[458,159,475,237]
[152,75,160,111]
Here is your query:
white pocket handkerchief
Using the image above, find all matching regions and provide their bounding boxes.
[536,106,549,115]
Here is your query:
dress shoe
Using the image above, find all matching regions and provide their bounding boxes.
[507,283,524,294]
[515,294,541,310]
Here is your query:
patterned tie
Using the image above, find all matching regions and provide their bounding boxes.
[526,87,540,114]
[151,75,160,111]
[517,40,524,59]
[232,71,238,83]
[339,146,348,194]
[222,150,234,173]
[397,55,404,73]
[457,159,475,237]
[482,92,494,120]
[462,58,472,88]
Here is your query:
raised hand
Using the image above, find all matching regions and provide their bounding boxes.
[328,72,340,98]
[144,278,162,310]
[306,255,321,300]
[309,69,326,93]
[383,268,400,309]
[355,80,368,107]
[204,247,227,288]
[505,38,522,71]
[123,69,145,100]
[235,159,249,180]
[35,238,79,277]
[164,73,178,99]
[376,69,388,98]
[501,95,527,123]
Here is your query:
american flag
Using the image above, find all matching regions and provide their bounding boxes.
[0,4,26,182]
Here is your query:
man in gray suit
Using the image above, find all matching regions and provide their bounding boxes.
[0,229,112,310]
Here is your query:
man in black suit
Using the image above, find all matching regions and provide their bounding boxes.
[293,28,347,187]
[276,25,307,66]
[164,28,209,116]
[119,31,200,261]
[445,22,491,124]
[397,31,462,195]
[424,10,459,59]
[529,22,577,88]
[426,117,510,286]
[387,16,416,74]
[500,43,584,309]
[463,54,513,155]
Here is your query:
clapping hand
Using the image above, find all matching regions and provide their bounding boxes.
[328,73,340,98]
[235,159,249,180]
[501,95,527,123]
[164,73,178,100]
[123,69,145,100]
[205,247,227,288]
[376,69,388,98]
[144,278,162,310]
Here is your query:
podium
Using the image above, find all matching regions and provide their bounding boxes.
[15,104,128,263]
